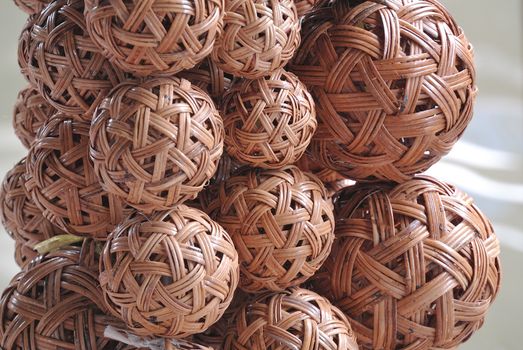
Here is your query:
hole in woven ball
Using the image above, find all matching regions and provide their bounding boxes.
[282,223,292,232]
[161,276,173,285]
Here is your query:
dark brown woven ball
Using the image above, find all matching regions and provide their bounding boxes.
[321,176,501,349]
[212,0,301,79]
[13,0,52,14]
[223,69,317,169]
[25,114,130,240]
[85,0,224,76]
[18,0,126,118]
[224,287,359,350]
[217,165,335,292]
[290,0,477,182]
[12,86,57,149]
[99,206,239,338]
[295,0,320,17]
[90,77,224,213]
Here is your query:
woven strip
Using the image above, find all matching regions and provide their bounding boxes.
[224,288,359,350]
[90,77,224,212]
[217,165,335,292]
[25,114,130,239]
[14,241,38,268]
[294,0,320,17]
[212,0,301,79]
[322,176,501,349]
[85,0,223,76]
[99,206,239,338]
[178,57,235,101]
[223,69,317,169]
[13,0,52,14]
[290,0,477,182]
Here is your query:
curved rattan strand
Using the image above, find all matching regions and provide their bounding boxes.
[212,0,301,79]
[217,165,335,292]
[85,0,223,76]
[14,241,38,268]
[90,77,224,213]
[321,176,502,349]
[294,0,320,17]
[223,69,317,169]
[25,114,130,239]
[290,0,477,182]
[13,86,57,149]
[18,0,126,118]
[99,205,239,338]
[224,288,359,350]
[13,0,52,14]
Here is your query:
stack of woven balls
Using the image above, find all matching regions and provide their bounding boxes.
[0,0,501,349]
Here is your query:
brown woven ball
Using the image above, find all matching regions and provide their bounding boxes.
[99,205,239,338]
[217,165,335,292]
[12,0,52,14]
[290,0,477,182]
[85,0,223,76]
[12,86,57,149]
[294,0,320,17]
[18,0,126,118]
[25,114,130,240]
[0,241,120,350]
[212,0,301,79]
[224,287,359,350]
[321,176,501,349]
[90,77,224,213]
[222,69,317,169]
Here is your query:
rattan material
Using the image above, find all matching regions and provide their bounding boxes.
[217,165,335,292]
[18,0,126,118]
[13,86,57,149]
[14,241,38,268]
[0,241,119,350]
[296,151,346,183]
[322,176,501,349]
[99,205,239,338]
[295,0,320,17]
[25,114,130,240]
[90,77,224,213]
[223,69,317,169]
[224,287,359,350]
[290,0,477,182]
[13,0,52,14]
[212,0,301,79]
[85,0,223,76]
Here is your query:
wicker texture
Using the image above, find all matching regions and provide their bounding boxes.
[223,69,317,169]
[85,0,224,76]
[18,0,126,118]
[224,288,359,350]
[296,151,346,183]
[322,176,501,349]
[99,206,239,338]
[290,0,477,182]
[13,86,57,149]
[13,0,52,14]
[14,241,38,268]
[217,166,335,292]
[90,77,224,213]
[25,114,130,240]
[295,0,320,17]
[212,0,301,79]
[178,57,235,101]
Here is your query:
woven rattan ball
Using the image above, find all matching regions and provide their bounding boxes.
[13,0,52,14]
[217,165,334,292]
[90,77,224,212]
[290,0,477,182]
[222,69,317,169]
[85,0,223,76]
[224,287,359,350]
[18,0,125,118]
[99,206,239,338]
[25,114,130,239]
[212,0,301,79]
[13,86,56,149]
[322,176,501,349]
[294,0,320,17]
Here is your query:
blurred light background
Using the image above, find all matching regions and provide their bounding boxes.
[0,1,521,349]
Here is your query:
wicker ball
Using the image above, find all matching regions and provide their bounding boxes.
[322,176,501,349]
[99,206,239,338]
[25,114,130,240]
[290,0,477,182]
[12,0,52,14]
[90,77,224,212]
[18,0,126,118]
[222,69,317,169]
[0,241,119,350]
[217,165,335,292]
[85,0,224,76]
[294,0,320,17]
[12,86,57,149]
[212,0,301,79]
[224,288,359,350]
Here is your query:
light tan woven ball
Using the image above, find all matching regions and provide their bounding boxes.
[222,69,317,169]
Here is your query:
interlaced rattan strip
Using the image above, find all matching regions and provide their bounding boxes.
[13,0,52,14]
